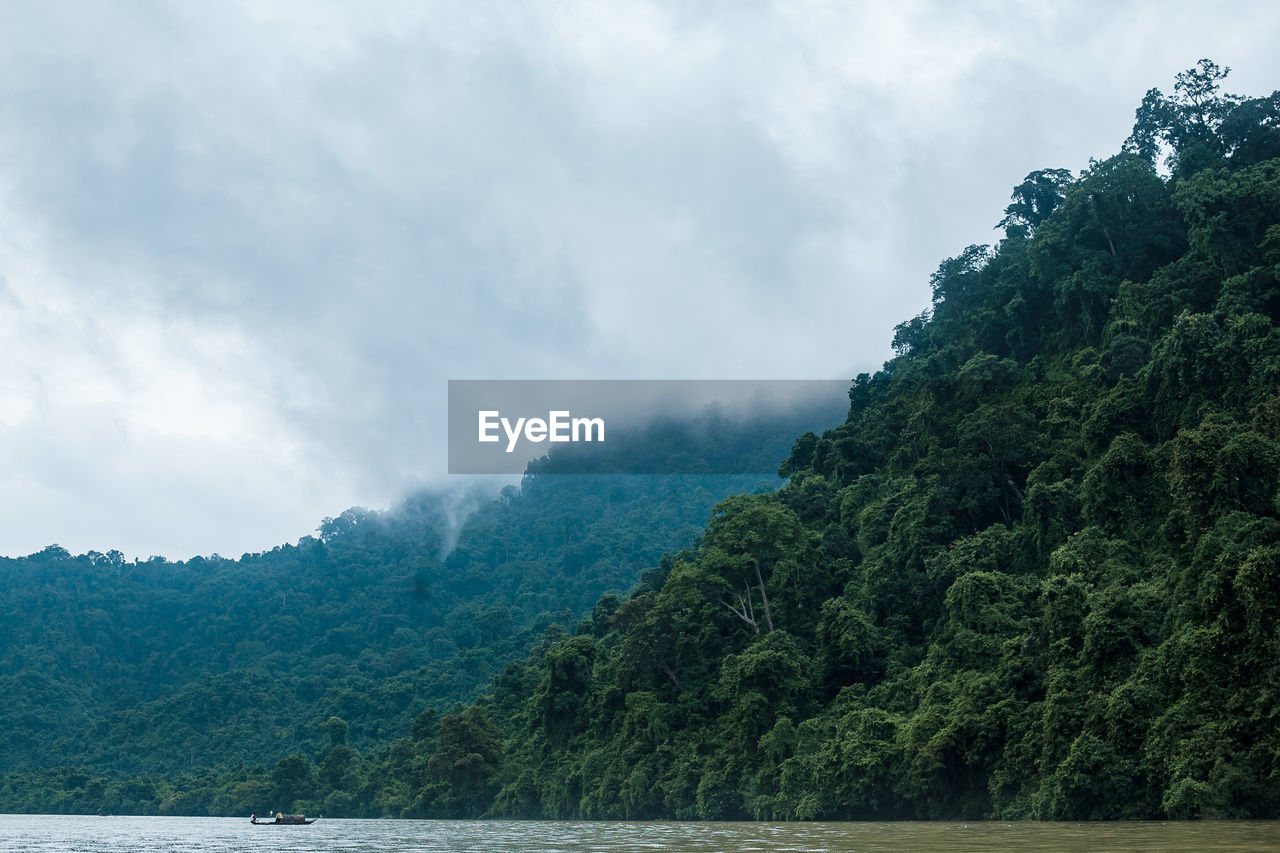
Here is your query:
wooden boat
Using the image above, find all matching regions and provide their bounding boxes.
[251,813,316,825]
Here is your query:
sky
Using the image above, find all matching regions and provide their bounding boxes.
[1,1,1278,560]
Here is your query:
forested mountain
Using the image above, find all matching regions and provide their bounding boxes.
[347,61,1280,821]
[0,406,832,812]
[5,61,1279,821]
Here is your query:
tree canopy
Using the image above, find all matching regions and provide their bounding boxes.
[4,62,1280,821]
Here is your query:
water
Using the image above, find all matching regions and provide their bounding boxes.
[0,815,1277,852]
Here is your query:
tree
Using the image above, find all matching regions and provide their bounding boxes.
[424,706,503,816]
[270,755,315,811]
[702,496,812,634]
[1000,169,1075,237]
[1127,59,1242,175]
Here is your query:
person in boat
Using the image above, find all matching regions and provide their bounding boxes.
[251,811,313,825]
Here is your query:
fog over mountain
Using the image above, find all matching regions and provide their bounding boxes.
[1,1,1278,558]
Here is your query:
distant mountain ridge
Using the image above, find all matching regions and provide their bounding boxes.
[0,399,832,812]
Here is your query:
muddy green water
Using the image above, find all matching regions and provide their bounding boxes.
[0,815,1277,851]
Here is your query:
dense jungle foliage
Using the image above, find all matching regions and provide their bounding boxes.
[0,412,807,811]
[4,62,1279,820]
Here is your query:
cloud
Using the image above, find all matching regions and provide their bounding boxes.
[0,0,1277,557]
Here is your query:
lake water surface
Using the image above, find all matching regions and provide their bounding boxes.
[1,814,1278,852]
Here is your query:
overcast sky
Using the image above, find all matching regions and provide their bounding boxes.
[1,1,1277,560]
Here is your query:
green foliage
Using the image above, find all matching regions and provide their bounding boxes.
[6,61,1280,822]
[396,62,1279,823]
[0,437,790,814]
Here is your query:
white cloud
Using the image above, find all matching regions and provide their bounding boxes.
[0,204,347,557]
[0,0,1277,557]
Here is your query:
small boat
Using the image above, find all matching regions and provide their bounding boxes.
[251,813,316,825]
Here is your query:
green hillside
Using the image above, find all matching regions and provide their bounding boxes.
[5,61,1279,821]
[359,61,1280,821]
[0,442,803,800]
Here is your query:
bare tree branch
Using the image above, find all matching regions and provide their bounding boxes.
[721,588,759,633]
[753,560,774,633]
